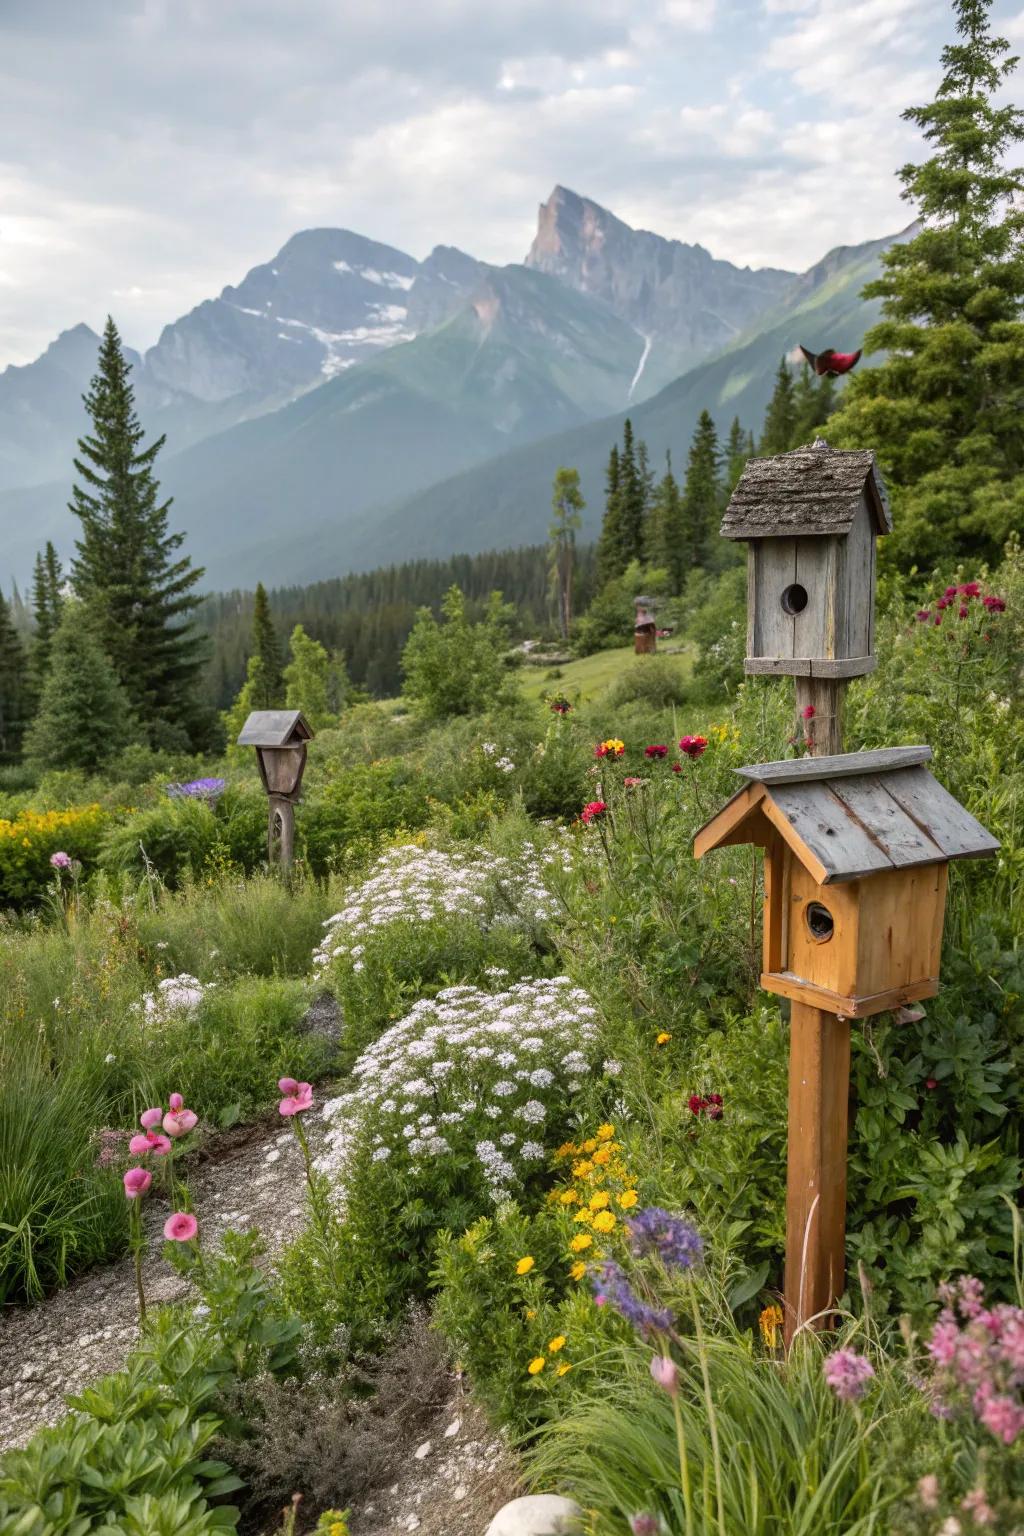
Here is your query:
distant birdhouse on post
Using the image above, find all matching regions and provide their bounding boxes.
[634,595,657,655]
[695,745,997,1340]
[720,440,891,753]
[237,709,313,870]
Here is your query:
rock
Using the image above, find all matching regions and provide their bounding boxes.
[414,1440,432,1460]
[444,1416,462,1437]
[485,1494,583,1535]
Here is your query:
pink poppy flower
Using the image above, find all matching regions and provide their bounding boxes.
[163,1211,199,1242]
[279,1081,314,1117]
[168,1092,184,1112]
[650,1355,679,1395]
[139,1107,164,1130]
[163,1108,199,1138]
[278,1077,299,1094]
[129,1130,172,1156]
[123,1167,152,1200]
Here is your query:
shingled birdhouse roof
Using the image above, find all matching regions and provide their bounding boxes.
[720,440,892,540]
[694,746,998,884]
[236,710,313,748]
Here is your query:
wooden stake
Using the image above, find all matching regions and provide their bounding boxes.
[783,1002,851,1344]
[795,676,847,757]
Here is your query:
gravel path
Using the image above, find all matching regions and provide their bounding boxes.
[0,1111,315,1453]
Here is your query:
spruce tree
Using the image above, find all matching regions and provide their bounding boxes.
[617,419,647,565]
[681,410,721,570]
[828,0,1024,566]
[790,367,836,449]
[30,542,64,690]
[724,416,752,494]
[548,467,584,640]
[596,443,626,586]
[759,359,799,455]
[0,591,28,763]
[283,623,337,728]
[249,582,285,708]
[70,316,207,746]
[25,603,135,772]
[648,453,686,594]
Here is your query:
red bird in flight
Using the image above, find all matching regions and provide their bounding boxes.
[799,345,862,376]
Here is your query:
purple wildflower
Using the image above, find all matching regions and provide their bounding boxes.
[591,1262,673,1336]
[49,850,72,870]
[630,1516,663,1536]
[166,778,226,801]
[823,1348,875,1403]
[626,1207,704,1272]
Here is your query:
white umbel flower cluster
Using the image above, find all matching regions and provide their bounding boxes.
[141,974,209,1025]
[312,844,561,972]
[318,976,601,1199]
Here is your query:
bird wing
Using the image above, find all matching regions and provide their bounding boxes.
[798,345,818,368]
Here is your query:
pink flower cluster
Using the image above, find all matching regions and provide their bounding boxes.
[122,1093,198,1198]
[580,800,608,826]
[823,1347,875,1403]
[916,582,1008,627]
[927,1275,1024,1446]
[678,735,708,759]
[687,1092,723,1121]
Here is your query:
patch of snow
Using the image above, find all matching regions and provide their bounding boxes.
[232,305,266,318]
[361,267,415,291]
[333,259,353,274]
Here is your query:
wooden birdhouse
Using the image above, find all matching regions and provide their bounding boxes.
[237,709,314,868]
[721,440,891,682]
[695,746,998,1018]
[634,595,657,655]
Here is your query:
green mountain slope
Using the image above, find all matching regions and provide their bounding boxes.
[302,228,912,576]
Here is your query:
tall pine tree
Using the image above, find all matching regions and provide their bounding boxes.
[25,603,135,772]
[759,358,799,455]
[0,590,28,763]
[30,542,64,691]
[681,410,721,570]
[617,419,648,566]
[250,581,285,708]
[828,0,1024,566]
[595,443,626,586]
[648,453,687,594]
[70,317,207,748]
[723,416,752,495]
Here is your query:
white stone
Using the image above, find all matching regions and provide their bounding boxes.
[265,1149,281,1163]
[453,1486,467,1501]
[414,1439,432,1460]
[403,1518,420,1532]
[444,1416,461,1437]
[485,1495,583,1536]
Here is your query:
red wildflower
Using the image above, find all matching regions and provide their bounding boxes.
[925,1078,938,1091]
[934,616,943,627]
[916,610,931,622]
[958,582,981,598]
[549,697,572,715]
[679,735,708,759]
[936,597,951,611]
[623,776,644,788]
[644,744,668,758]
[581,800,608,825]
[944,586,958,598]
[671,761,682,773]
[983,595,1006,612]
[958,605,969,619]
[687,1094,705,1115]
[800,705,815,720]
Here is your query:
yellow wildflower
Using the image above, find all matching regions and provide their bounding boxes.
[588,1190,610,1211]
[573,1207,593,1224]
[559,1189,577,1206]
[556,1363,572,1377]
[548,1335,567,1354]
[759,1303,784,1350]
[570,1234,593,1252]
[582,1138,598,1154]
[526,1309,537,1320]
[591,1145,612,1166]
[592,1210,616,1234]
[570,1261,587,1281]
[572,1160,594,1178]
[656,1032,672,1047]
[556,1141,577,1158]
[527,1357,546,1376]
[516,1256,535,1276]
[596,1124,615,1141]
[619,1190,639,1209]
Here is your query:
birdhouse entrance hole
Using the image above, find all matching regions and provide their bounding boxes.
[781,583,809,616]
[805,901,835,943]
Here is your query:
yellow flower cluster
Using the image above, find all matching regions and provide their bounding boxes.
[550,1123,638,1273]
[0,803,107,904]
[759,1303,784,1350]
[0,803,104,845]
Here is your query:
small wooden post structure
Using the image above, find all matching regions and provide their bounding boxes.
[695,750,998,1338]
[634,595,657,655]
[698,442,998,1343]
[237,710,313,870]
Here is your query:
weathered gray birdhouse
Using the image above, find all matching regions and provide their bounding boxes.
[237,710,313,802]
[634,595,657,655]
[720,440,891,679]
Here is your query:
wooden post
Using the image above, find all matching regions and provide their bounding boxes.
[795,676,847,757]
[268,796,295,869]
[784,1002,851,1344]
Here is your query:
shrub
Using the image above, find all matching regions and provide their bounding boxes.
[100,796,220,886]
[401,586,519,719]
[608,655,691,710]
[0,803,109,908]
[299,761,431,874]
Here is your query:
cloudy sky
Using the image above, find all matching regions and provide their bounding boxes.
[2,0,1023,366]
